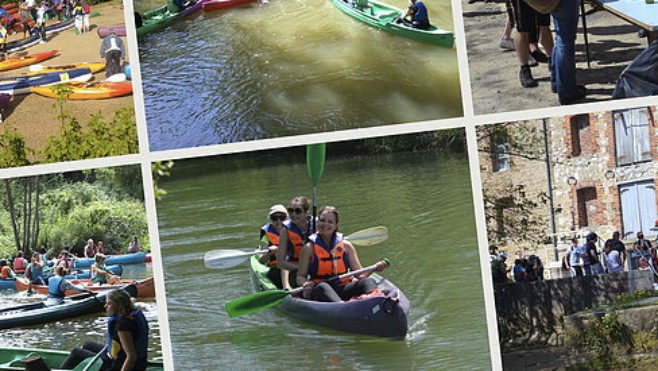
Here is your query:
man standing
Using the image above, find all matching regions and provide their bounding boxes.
[550,0,587,104]
[585,232,603,275]
[605,231,627,269]
[99,30,125,78]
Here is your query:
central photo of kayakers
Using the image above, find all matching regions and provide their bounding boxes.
[133,0,463,151]
[0,164,164,370]
[155,130,493,369]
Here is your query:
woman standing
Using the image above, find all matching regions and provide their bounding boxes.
[60,289,150,370]
[296,206,386,302]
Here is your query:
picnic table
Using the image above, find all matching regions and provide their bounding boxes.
[595,0,658,43]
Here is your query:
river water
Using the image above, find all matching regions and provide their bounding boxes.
[0,264,163,362]
[136,0,462,150]
[156,148,492,369]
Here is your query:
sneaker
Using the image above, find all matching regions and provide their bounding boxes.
[39,40,46,44]
[520,65,538,88]
[527,54,538,67]
[530,49,548,63]
[499,37,515,50]
[559,85,587,105]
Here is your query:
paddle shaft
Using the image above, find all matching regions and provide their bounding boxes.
[288,260,385,296]
[82,344,107,371]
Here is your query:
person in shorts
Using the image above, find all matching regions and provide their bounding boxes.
[512,0,553,88]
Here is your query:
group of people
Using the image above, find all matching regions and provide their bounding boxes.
[258,196,387,302]
[493,0,586,105]
[490,249,544,284]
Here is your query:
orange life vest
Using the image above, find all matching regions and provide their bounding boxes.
[309,232,351,286]
[260,223,280,267]
[0,266,10,279]
[283,220,309,264]
[13,257,26,274]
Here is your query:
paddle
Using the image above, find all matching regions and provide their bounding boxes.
[82,344,107,371]
[306,143,326,233]
[225,258,390,317]
[203,226,389,269]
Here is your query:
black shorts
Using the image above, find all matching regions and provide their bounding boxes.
[512,0,550,33]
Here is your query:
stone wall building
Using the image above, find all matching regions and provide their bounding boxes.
[479,105,658,276]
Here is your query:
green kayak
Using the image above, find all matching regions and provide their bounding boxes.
[136,0,204,37]
[0,347,163,371]
[330,0,454,47]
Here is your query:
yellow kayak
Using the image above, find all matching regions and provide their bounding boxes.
[27,62,105,75]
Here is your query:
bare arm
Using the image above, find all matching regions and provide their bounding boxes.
[117,330,137,371]
[296,243,312,287]
[276,228,298,271]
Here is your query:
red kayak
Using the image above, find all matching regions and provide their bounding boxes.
[97,25,127,38]
[203,0,257,12]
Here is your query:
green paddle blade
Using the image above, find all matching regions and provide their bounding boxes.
[225,290,291,317]
[306,143,326,186]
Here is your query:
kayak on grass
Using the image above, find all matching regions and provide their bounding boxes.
[7,19,76,53]
[71,252,147,269]
[14,277,155,298]
[0,347,164,371]
[203,0,257,13]
[0,50,58,72]
[27,62,106,75]
[31,80,133,100]
[330,0,454,48]
[249,254,409,338]
[0,265,123,291]
[0,68,92,96]
[136,0,204,37]
[0,284,136,330]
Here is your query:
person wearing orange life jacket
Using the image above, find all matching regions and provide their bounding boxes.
[297,206,387,302]
[277,196,313,290]
[259,204,288,289]
[0,259,15,279]
[12,251,28,274]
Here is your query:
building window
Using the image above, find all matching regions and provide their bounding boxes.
[492,136,510,173]
[614,108,651,166]
[576,187,597,227]
[620,180,657,239]
[570,114,590,157]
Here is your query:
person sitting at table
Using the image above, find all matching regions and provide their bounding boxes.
[259,204,289,289]
[296,206,387,302]
[91,254,121,285]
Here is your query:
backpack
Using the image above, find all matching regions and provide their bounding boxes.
[83,3,89,13]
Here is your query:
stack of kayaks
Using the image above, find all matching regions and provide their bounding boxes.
[0,68,93,96]
[14,277,155,298]
[137,0,205,37]
[330,0,454,47]
[0,284,137,330]
[0,347,164,371]
[249,255,410,338]
[0,50,59,72]
[203,0,256,12]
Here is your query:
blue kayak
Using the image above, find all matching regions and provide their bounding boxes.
[72,252,147,269]
[0,68,92,96]
[0,265,122,291]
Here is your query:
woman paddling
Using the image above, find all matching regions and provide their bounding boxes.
[91,254,122,285]
[258,204,289,289]
[276,196,314,290]
[60,288,150,370]
[297,206,387,302]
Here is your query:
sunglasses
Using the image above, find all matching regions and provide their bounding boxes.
[287,207,306,215]
[270,214,286,222]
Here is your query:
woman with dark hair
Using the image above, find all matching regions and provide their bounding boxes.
[276,196,312,290]
[91,254,122,285]
[296,206,387,302]
[60,289,149,370]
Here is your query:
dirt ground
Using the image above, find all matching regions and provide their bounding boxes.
[0,0,132,162]
[462,0,651,115]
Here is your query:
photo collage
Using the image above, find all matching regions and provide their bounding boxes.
[0,0,655,369]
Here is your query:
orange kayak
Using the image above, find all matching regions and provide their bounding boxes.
[31,81,133,100]
[14,276,155,298]
[0,50,59,72]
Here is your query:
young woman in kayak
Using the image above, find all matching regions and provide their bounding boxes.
[60,288,150,370]
[259,204,288,289]
[276,196,314,290]
[91,254,122,285]
[296,206,387,302]
[84,239,96,259]
[46,266,93,305]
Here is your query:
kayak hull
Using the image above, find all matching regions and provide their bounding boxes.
[97,25,127,38]
[28,62,106,75]
[249,255,409,338]
[31,81,133,100]
[330,0,453,48]
[0,68,93,96]
[71,252,147,269]
[137,1,204,37]
[203,0,256,12]
[14,277,154,298]
[0,284,137,330]
[0,265,122,291]
[7,20,76,53]
[0,50,58,72]
[0,347,164,371]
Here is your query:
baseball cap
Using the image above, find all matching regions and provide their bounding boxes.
[268,204,287,216]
